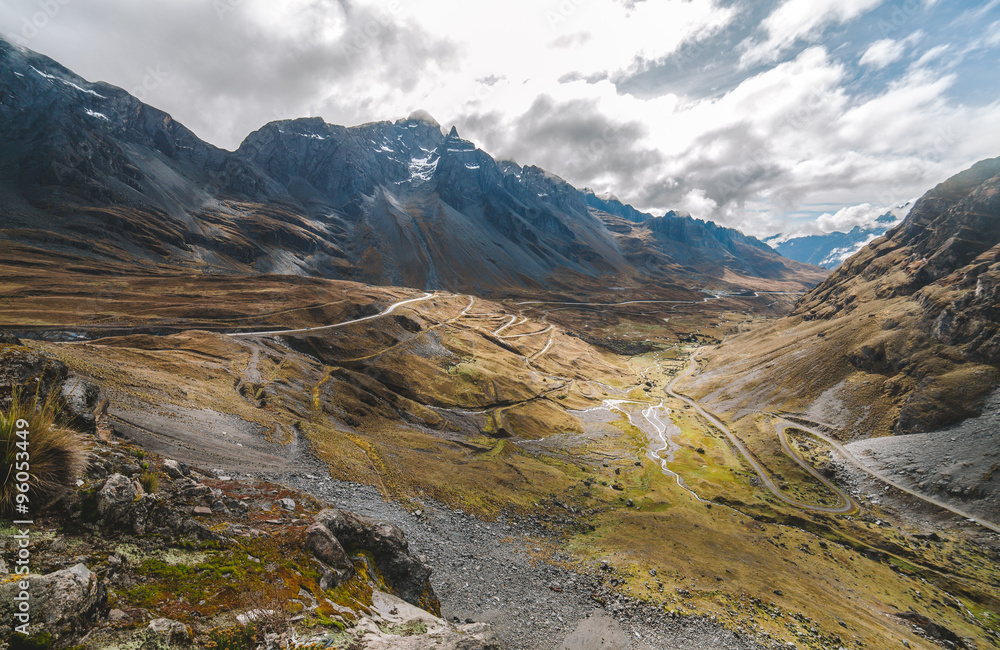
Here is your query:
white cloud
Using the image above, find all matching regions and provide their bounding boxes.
[816,203,889,232]
[911,43,951,70]
[860,39,906,68]
[741,0,884,66]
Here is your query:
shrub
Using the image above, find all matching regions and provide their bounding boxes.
[1,390,88,514]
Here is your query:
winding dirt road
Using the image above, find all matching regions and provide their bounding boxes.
[774,416,1000,534]
[227,292,436,338]
[667,352,855,514]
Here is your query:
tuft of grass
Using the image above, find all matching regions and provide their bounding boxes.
[139,471,160,493]
[1,390,88,514]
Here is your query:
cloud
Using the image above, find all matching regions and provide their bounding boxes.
[741,0,884,66]
[860,39,907,68]
[816,203,891,232]
[0,0,458,148]
[458,94,664,187]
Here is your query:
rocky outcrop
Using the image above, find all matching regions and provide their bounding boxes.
[59,374,108,434]
[0,343,68,408]
[0,35,824,295]
[94,472,223,542]
[307,508,440,615]
[304,521,354,584]
[0,564,107,640]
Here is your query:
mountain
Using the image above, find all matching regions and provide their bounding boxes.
[0,37,825,295]
[583,191,821,289]
[764,205,910,269]
[682,156,1000,438]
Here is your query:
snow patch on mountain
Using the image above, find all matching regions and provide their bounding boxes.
[30,66,107,98]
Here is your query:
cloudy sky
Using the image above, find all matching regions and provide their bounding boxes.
[2,0,999,237]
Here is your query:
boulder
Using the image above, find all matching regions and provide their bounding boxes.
[147,617,192,643]
[0,564,107,640]
[96,474,217,541]
[60,375,107,431]
[162,459,189,479]
[0,345,68,409]
[304,523,353,585]
[314,508,439,614]
[97,474,144,519]
[0,330,22,345]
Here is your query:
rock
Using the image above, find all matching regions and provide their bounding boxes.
[0,345,68,409]
[304,523,353,584]
[0,564,107,640]
[120,462,141,476]
[97,474,144,518]
[0,329,22,345]
[236,609,276,626]
[147,617,192,643]
[60,375,107,431]
[193,506,212,516]
[98,474,205,539]
[314,508,439,614]
[278,497,296,511]
[162,459,189,479]
[108,608,129,622]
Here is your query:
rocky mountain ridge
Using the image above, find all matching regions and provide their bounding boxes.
[0,36,825,295]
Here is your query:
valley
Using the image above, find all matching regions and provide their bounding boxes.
[6,264,999,649]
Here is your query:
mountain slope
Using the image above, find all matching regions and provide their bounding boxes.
[682,156,1000,437]
[0,37,824,295]
[583,191,828,290]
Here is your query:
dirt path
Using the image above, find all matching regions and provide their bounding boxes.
[228,292,436,338]
[776,416,1000,534]
[668,352,855,514]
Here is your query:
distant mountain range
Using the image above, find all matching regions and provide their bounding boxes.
[0,37,826,295]
[763,205,910,269]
